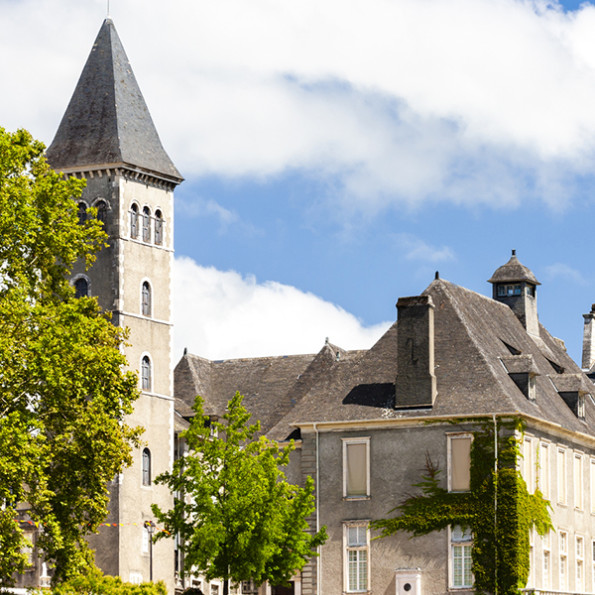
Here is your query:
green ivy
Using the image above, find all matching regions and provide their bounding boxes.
[371,417,552,595]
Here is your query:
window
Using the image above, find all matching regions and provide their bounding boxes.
[141,356,151,391]
[451,525,473,588]
[523,438,534,493]
[578,394,586,419]
[343,438,370,499]
[344,523,368,593]
[154,210,163,245]
[141,281,152,317]
[74,277,88,298]
[142,206,151,242]
[557,448,567,505]
[577,536,584,592]
[449,435,472,492]
[77,201,87,225]
[142,448,151,486]
[591,459,595,514]
[592,540,595,592]
[539,442,550,498]
[560,531,568,590]
[95,200,107,225]
[574,454,583,510]
[497,284,522,297]
[130,204,139,238]
[543,532,551,589]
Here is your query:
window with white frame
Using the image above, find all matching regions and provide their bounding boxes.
[560,530,568,590]
[449,435,472,492]
[141,355,152,392]
[343,438,370,499]
[523,437,534,493]
[141,281,152,317]
[142,206,151,242]
[543,532,551,589]
[574,453,583,510]
[344,523,369,593]
[557,448,567,505]
[576,535,584,592]
[539,442,550,498]
[451,525,473,589]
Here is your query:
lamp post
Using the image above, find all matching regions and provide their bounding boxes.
[144,520,156,581]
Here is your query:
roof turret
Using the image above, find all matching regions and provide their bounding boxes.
[488,250,540,286]
[46,18,182,183]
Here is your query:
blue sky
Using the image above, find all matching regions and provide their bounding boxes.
[3,0,595,365]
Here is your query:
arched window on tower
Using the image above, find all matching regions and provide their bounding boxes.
[141,281,152,317]
[130,204,139,238]
[74,278,88,298]
[141,356,152,391]
[95,200,107,226]
[154,210,163,245]
[142,448,151,486]
[77,202,87,225]
[142,207,151,242]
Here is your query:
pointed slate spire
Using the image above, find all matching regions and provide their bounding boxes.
[46,19,182,183]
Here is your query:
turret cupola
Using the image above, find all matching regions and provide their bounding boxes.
[488,250,540,337]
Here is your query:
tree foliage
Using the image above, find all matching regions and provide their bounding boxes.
[38,565,166,595]
[0,128,142,586]
[152,392,327,595]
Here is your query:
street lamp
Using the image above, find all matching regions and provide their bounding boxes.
[144,520,156,581]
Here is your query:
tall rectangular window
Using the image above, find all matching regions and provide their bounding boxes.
[590,459,595,514]
[451,526,473,588]
[449,435,472,492]
[560,531,568,590]
[344,523,368,593]
[523,438,534,493]
[343,438,370,499]
[576,535,584,593]
[557,448,567,505]
[574,453,584,510]
[540,442,550,498]
[543,532,551,589]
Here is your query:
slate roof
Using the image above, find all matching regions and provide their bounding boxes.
[46,19,182,183]
[175,277,595,442]
[488,250,540,285]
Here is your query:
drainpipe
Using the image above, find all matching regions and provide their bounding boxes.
[314,423,321,595]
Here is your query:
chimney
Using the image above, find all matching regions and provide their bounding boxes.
[395,295,437,408]
[582,304,595,372]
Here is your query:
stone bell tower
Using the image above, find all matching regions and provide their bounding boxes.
[46,18,183,591]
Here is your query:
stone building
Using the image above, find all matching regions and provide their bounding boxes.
[176,251,595,595]
[24,15,595,595]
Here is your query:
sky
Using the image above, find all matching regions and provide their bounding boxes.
[3,0,595,365]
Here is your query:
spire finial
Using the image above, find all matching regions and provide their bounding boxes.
[107,0,110,18]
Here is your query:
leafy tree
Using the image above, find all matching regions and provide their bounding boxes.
[152,392,327,595]
[39,565,167,595]
[0,128,141,586]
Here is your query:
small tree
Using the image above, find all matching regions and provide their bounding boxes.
[152,392,327,595]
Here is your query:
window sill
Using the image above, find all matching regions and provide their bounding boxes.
[343,496,371,501]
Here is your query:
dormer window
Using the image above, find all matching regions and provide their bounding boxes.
[578,395,586,419]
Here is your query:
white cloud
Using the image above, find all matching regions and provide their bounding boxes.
[544,262,588,285]
[172,256,390,361]
[4,0,595,211]
[395,234,456,263]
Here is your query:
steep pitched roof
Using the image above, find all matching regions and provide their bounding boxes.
[46,19,182,183]
[488,251,540,285]
[175,278,595,442]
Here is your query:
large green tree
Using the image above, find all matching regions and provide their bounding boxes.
[152,392,327,595]
[0,128,141,586]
